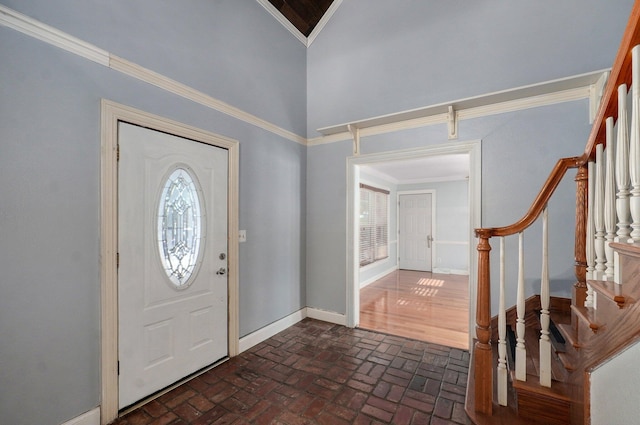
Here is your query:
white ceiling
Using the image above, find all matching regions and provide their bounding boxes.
[360,153,470,185]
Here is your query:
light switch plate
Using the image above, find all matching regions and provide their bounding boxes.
[239,230,246,242]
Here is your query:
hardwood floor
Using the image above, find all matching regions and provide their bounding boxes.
[359,270,469,350]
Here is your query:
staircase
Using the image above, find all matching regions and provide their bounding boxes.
[465,1,640,423]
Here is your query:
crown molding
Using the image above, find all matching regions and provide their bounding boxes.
[307,0,343,46]
[397,175,469,185]
[255,0,308,46]
[109,55,307,145]
[0,4,610,150]
[255,0,344,48]
[0,4,307,146]
[0,4,109,65]
[359,166,399,185]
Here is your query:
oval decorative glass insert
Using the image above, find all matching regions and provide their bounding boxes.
[157,167,203,287]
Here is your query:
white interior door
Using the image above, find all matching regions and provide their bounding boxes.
[118,122,229,408]
[399,193,433,271]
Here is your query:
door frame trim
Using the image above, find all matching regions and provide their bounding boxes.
[100,100,240,424]
[346,140,481,348]
[397,190,436,271]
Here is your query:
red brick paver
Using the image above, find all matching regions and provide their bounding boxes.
[112,319,471,424]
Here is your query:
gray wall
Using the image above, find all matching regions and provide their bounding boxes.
[305,0,633,317]
[356,176,470,282]
[307,0,634,137]
[0,1,306,424]
[0,1,637,424]
[306,101,593,315]
[398,180,470,274]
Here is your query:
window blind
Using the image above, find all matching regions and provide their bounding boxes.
[359,184,389,266]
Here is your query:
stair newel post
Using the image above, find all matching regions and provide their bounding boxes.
[616,83,631,284]
[605,117,617,280]
[516,232,527,382]
[575,163,589,307]
[539,207,552,387]
[595,143,606,279]
[474,230,493,415]
[629,45,640,243]
[586,160,595,306]
[497,236,507,406]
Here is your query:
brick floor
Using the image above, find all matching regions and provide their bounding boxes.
[112,319,471,425]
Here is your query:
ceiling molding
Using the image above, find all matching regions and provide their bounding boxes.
[109,55,307,145]
[255,0,343,47]
[0,4,109,65]
[0,3,611,151]
[360,167,470,185]
[307,0,343,46]
[255,0,308,46]
[359,166,399,185]
[397,175,470,185]
[0,4,307,145]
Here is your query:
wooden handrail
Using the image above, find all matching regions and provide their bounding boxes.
[474,156,581,238]
[472,0,640,416]
[581,0,640,163]
[475,0,640,240]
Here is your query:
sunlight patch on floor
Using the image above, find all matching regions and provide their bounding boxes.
[411,287,440,297]
[417,278,444,287]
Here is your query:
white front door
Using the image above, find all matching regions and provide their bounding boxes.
[399,193,433,271]
[117,122,229,408]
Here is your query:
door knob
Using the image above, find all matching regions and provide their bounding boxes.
[216,267,226,276]
[427,235,433,248]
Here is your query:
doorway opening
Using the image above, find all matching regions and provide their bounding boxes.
[346,141,481,350]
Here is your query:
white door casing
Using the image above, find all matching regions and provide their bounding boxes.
[100,100,239,424]
[118,123,228,408]
[346,141,481,337]
[399,193,433,271]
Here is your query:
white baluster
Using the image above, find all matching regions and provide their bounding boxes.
[628,46,640,243]
[497,236,507,406]
[586,160,595,306]
[594,144,606,279]
[516,232,526,381]
[605,117,617,280]
[616,84,631,242]
[616,83,631,284]
[539,208,551,387]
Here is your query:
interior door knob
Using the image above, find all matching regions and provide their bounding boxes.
[216,267,226,276]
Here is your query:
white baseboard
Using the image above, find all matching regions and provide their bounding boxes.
[433,267,469,275]
[359,266,398,289]
[306,307,347,326]
[235,307,348,354]
[61,407,100,425]
[238,308,307,353]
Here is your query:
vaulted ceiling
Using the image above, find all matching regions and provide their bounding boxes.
[267,0,334,36]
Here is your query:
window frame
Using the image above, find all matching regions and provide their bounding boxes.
[359,183,390,267]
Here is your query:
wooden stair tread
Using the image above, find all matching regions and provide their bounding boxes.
[588,279,631,307]
[570,304,601,332]
[510,372,571,401]
[610,241,640,258]
[555,351,576,371]
[556,323,581,349]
